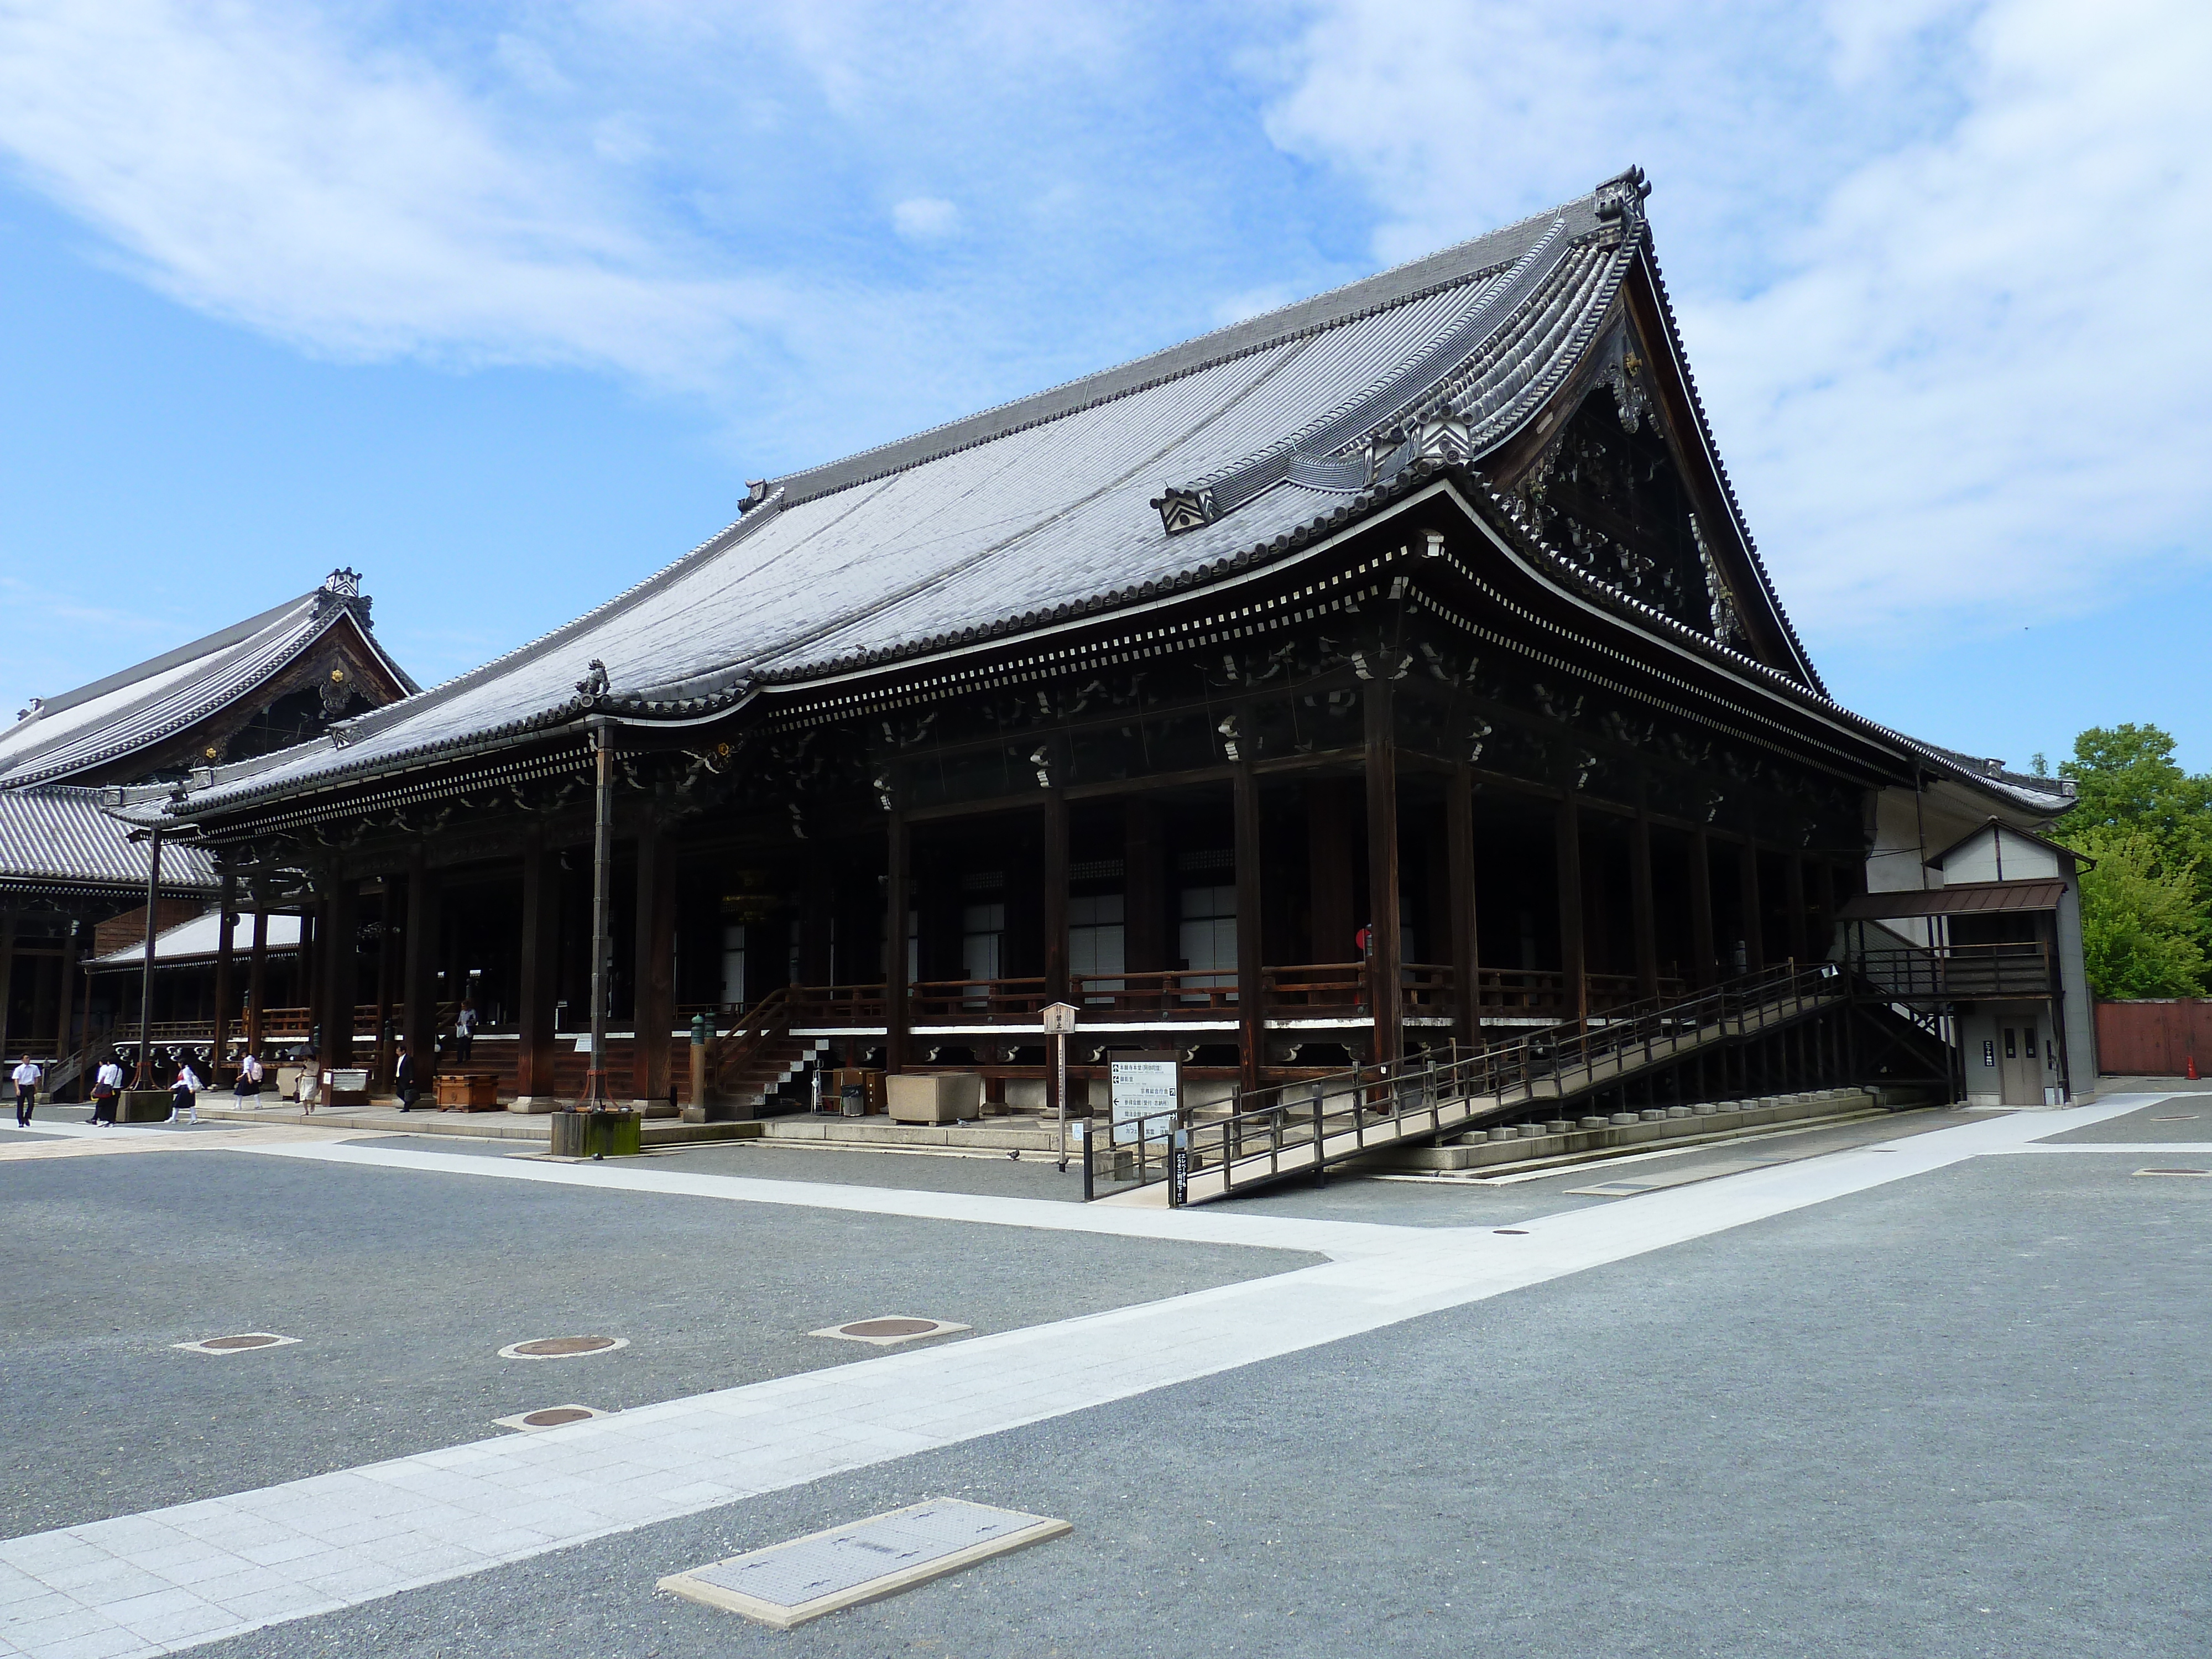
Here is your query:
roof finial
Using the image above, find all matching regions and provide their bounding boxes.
[322,567,362,597]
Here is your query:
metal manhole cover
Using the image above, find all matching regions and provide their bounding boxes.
[658,1499,1070,1629]
[173,1332,300,1355]
[808,1316,971,1347]
[493,1404,611,1432]
[499,1335,632,1359]
[2133,1167,2211,1177]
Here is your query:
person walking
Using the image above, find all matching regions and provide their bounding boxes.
[394,1044,420,1112]
[168,1061,202,1125]
[11,1055,41,1127]
[453,1000,477,1064]
[235,1050,263,1102]
[89,1055,123,1125]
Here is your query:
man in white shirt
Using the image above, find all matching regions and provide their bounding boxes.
[169,1061,203,1125]
[90,1057,124,1126]
[11,1056,40,1127]
[236,1051,264,1100]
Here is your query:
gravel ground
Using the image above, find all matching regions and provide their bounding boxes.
[178,1136,2211,1659]
[0,1144,1312,1534]
[2037,1098,2212,1144]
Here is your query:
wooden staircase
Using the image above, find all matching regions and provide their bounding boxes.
[705,988,828,1114]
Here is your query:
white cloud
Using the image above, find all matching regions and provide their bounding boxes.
[493,31,570,96]
[891,196,960,240]
[1260,0,2212,643]
[0,1,784,390]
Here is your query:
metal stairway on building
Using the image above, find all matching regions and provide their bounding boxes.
[1094,962,1907,1206]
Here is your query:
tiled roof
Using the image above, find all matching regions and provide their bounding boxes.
[87,907,301,968]
[0,786,218,893]
[164,169,2042,830]
[174,177,1678,812]
[0,575,418,787]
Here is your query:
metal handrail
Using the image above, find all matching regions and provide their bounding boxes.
[1087,961,1844,1204]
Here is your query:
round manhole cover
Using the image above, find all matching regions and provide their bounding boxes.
[200,1334,283,1350]
[521,1407,596,1427]
[501,1334,629,1359]
[841,1319,938,1339]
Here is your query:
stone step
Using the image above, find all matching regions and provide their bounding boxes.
[1370,1089,1890,1173]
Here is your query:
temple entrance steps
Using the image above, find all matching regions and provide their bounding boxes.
[713,1036,830,1116]
[701,988,834,1116]
[1099,963,1883,1206]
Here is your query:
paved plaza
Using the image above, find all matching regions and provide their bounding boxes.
[3,1093,2206,1657]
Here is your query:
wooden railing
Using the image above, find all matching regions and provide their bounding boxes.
[1072,967,1237,1014]
[740,966,1699,1029]
[1259,963,1357,1012]
[911,977,1048,1020]
[706,984,795,1097]
[787,983,889,1025]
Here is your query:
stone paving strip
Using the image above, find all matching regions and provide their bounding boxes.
[0,1096,2167,1659]
[0,1124,375,1165]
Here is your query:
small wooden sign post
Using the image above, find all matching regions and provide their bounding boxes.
[1042,1001,1079,1171]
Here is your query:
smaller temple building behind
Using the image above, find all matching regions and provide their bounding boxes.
[0,571,413,1090]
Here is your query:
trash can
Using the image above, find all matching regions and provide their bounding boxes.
[839,1082,867,1117]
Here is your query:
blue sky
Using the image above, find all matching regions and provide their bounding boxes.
[1,0,2206,773]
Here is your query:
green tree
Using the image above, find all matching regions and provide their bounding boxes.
[2055,724,2212,998]
[2059,724,2212,875]
[2069,826,2207,998]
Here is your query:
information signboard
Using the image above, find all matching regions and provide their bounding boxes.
[1110,1051,1180,1147]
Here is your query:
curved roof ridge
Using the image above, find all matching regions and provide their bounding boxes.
[765,188,1604,510]
[296,491,795,766]
[1629,236,1824,696]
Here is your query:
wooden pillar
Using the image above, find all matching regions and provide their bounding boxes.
[1631,807,1659,1000]
[885,806,911,1073]
[299,902,319,1053]
[517,839,560,1099]
[324,875,357,1066]
[370,885,397,1086]
[402,854,440,1072]
[0,909,14,1062]
[1124,799,1166,974]
[55,922,78,1066]
[1042,789,1069,1005]
[29,942,54,1059]
[1785,855,1810,964]
[1306,779,1355,964]
[244,908,268,1060]
[1446,761,1482,1051]
[211,872,236,1076]
[632,821,675,1104]
[1556,795,1585,1022]
[1364,682,1403,1065]
[1233,761,1264,1092]
[797,877,832,989]
[1688,829,1717,988]
[1739,841,1766,972]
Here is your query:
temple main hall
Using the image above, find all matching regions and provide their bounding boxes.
[41,169,2091,1152]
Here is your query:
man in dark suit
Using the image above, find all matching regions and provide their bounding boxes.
[395,1045,421,1112]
